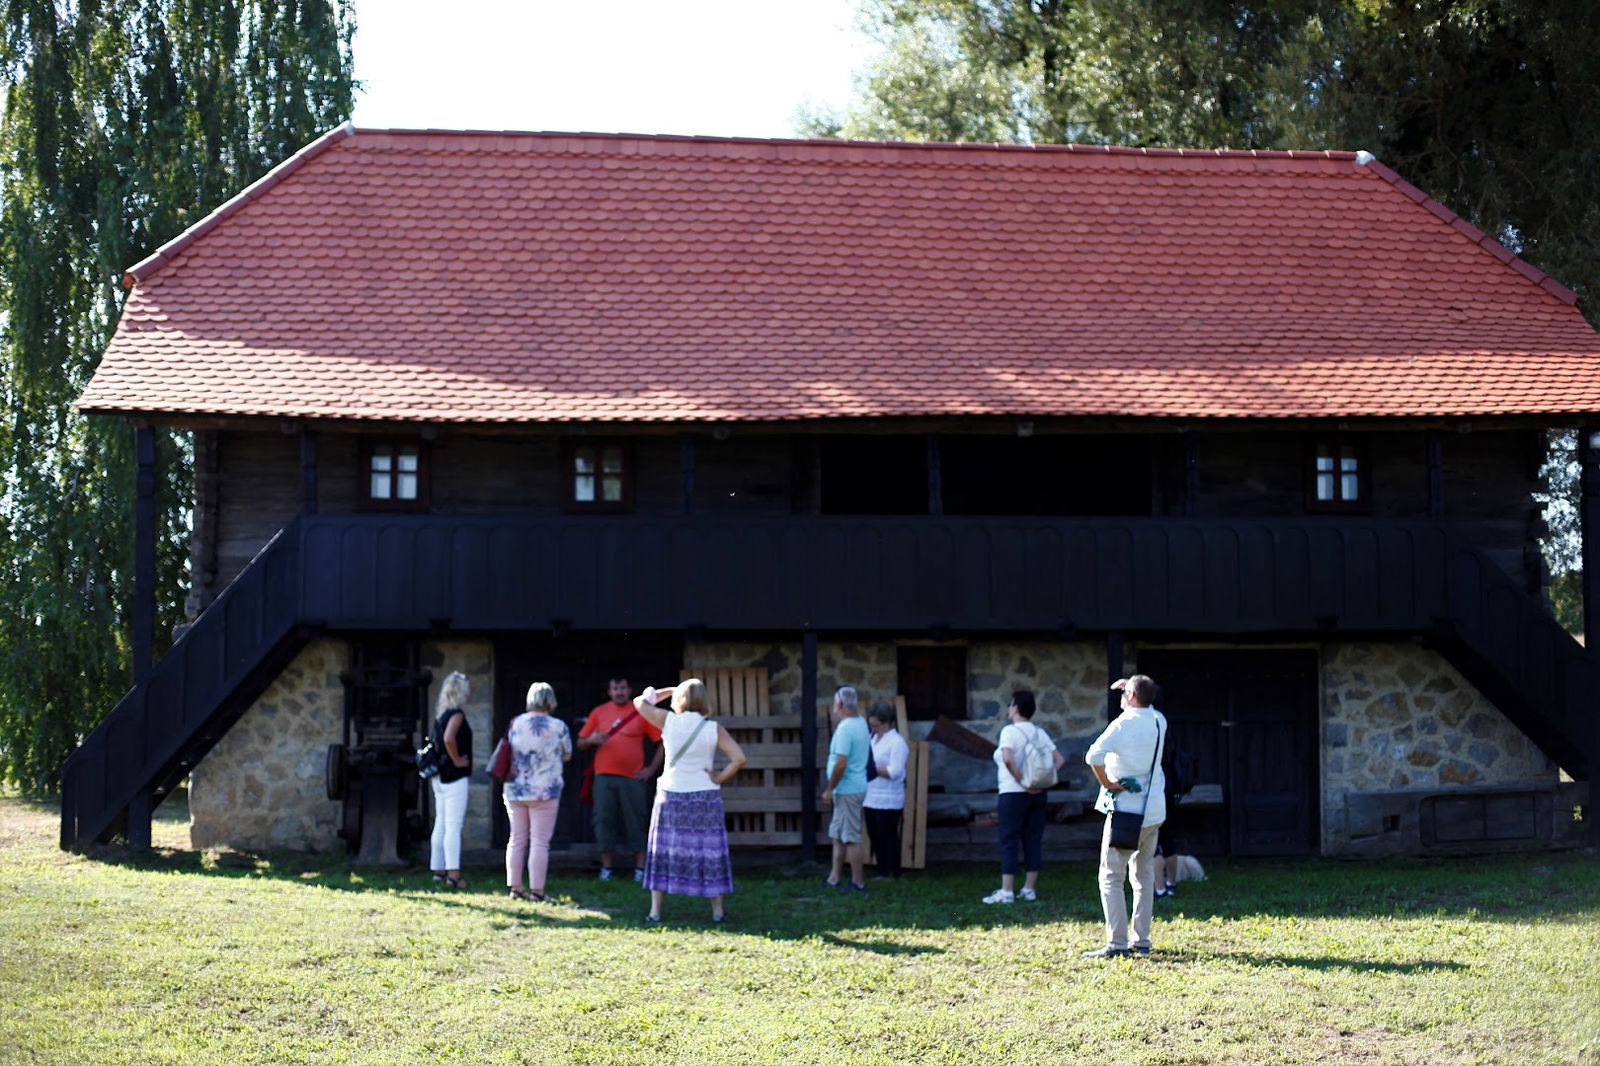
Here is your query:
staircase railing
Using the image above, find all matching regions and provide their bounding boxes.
[60,520,307,849]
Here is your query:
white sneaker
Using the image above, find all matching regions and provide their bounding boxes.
[633,869,645,883]
[982,888,1016,904]
[1018,887,1037,901]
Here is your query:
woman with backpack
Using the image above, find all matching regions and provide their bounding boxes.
[982,690,1065,905]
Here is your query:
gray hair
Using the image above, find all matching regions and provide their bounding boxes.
[867,700,896,725]
[834,686,858,713]
[436,670,471,717]
[525,681,558,713]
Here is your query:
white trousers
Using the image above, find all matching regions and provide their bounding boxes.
[429,776,470,870]
[1097,817,1162,950]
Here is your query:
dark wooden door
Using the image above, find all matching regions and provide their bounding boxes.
[492,632,683,849]
[1136,649,1319,856]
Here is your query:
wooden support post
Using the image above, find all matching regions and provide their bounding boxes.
[1581,429,1600,653]
[125,790,152,850]
[300,427,318,514]
[1426,429,1443,518]
[926,434,943,515]
[1106,631,1124,721]
[133,423,157,686]
[801,631,819,856]
[1183,434,1200,516]
[680,433,696,515]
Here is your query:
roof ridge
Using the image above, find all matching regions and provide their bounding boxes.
[124,121,357,287]
[1355,151,1577,306]
[347,125,1359,162]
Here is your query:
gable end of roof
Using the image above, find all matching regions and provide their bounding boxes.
[1357,153,1578,306]
[123,121,357,287]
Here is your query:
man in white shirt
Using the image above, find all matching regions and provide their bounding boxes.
[863,700,910,880]
[1082,674,1168,958]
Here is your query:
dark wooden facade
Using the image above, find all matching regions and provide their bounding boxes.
[61,415,1596,855]
[187,422,1550,610]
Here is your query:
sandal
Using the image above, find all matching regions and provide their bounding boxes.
[442,874,468,890]
[508,888,535,901]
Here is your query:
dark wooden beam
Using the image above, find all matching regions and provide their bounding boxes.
[1184,434,1200,516]
[801,631,819,857]
[130,423,157,853]
[681,433,696,515]
[300,428,319,514]
[133,423,157,685]
[1106,631,1124,721]
[926,435,943,515]
[1426,429,1443,518]
[1580,428,1600,652]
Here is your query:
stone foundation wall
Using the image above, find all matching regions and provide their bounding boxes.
[189,640,349,851]
[1320,642,1559,854]
[188,638,498,854]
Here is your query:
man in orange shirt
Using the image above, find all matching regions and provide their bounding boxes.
[577,677,663,881]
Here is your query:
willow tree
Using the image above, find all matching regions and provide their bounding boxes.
[0,0,356,791]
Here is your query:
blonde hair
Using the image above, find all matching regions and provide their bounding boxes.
[525,681,558,713]
[672,678,709,714]
[436,670,471,717]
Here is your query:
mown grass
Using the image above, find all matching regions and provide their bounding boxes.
[2,796,1597,1065]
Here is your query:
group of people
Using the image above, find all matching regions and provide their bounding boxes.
[425,672,746,921]
[425,667,1183,953]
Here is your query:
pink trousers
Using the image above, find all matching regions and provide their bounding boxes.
[505,798,560,892]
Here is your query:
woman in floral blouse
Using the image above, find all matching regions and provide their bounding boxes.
[503,681,572,901]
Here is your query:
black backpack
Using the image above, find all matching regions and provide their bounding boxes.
[1164,746,1198,799]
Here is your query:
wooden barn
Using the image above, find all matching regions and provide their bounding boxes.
[64,126,1599,861]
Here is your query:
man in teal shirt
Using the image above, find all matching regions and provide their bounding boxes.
[822,685,871,890]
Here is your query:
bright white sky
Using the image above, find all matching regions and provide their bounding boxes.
[350,0,880,138]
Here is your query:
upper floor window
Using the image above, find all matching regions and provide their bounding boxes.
[361,441,429,511]
[1309,441,1366,511]
[564,441,633,511]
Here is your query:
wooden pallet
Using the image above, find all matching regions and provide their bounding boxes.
[683,668,828,847]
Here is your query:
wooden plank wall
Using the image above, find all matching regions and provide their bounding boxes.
[685,668,828,847]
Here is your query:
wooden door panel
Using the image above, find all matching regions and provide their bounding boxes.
[1136,648,1318,857]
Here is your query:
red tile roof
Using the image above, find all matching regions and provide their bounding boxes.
[79,125,1600,423]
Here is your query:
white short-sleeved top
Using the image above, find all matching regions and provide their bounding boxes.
[658,711,719,793]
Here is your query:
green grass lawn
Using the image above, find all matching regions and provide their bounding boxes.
[2,796,1597,1065]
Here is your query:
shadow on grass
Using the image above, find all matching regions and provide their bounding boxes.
[33,791,1600,942]
[1192,951,1470,974]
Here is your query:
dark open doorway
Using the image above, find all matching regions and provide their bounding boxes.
[1135,648,1320,856]
[491,631,683,850]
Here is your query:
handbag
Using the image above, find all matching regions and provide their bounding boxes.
[487,734,513,782]
[415,739,442,780]
[1107,720,1162,851]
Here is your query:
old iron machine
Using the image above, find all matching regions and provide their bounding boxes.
[325,640,432,863]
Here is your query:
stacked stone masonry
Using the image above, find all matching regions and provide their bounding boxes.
[189,636,1560,856]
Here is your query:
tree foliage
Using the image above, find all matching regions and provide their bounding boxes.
[810,0,1599,618]
[0,0,355,792]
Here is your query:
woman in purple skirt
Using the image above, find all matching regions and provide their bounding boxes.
[633,679,747,923]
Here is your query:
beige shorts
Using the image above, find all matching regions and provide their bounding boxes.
[829,792,865,843]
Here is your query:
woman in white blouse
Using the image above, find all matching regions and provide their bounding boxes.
[632,679,747,923]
